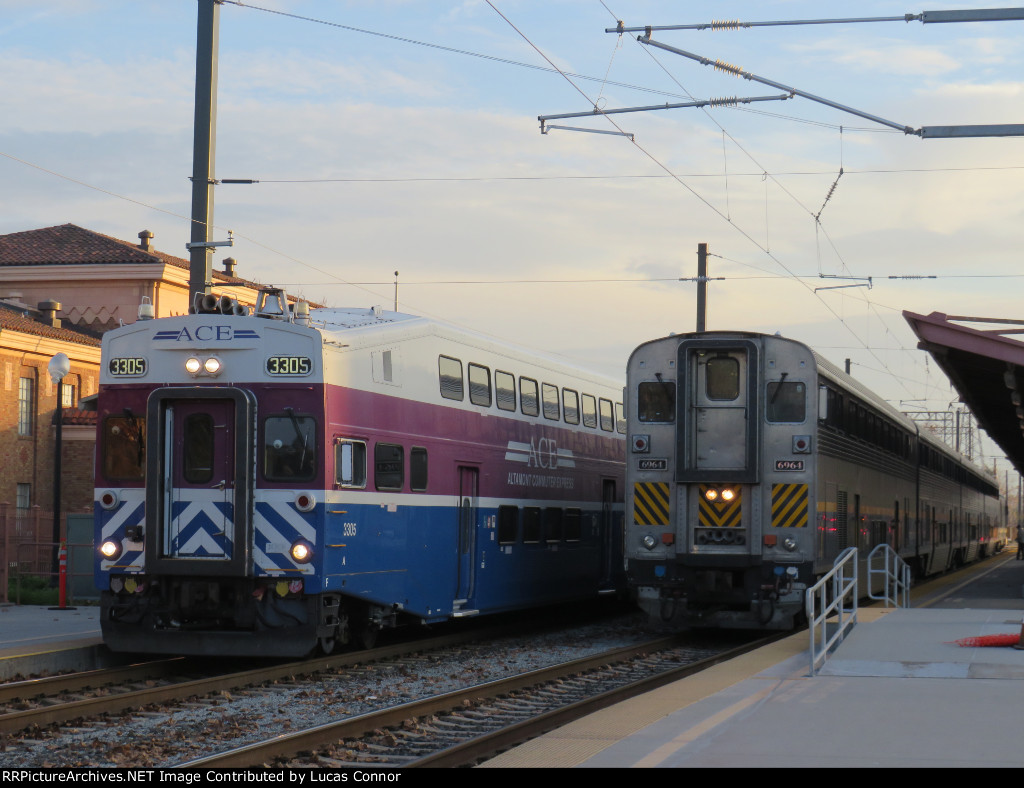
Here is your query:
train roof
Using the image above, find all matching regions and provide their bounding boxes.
[309,305,622,389]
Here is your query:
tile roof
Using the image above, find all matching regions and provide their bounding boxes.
[0,301,102,346]
[0,223,170,266]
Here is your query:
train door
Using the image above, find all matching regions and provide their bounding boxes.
[145,387,254,576]
[676,338,759,484]
[456,466,478,602]
[599,479,617,588]
[164,399,234,558]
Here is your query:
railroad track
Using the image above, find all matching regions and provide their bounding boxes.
[177,633,778,769]
[0,624,544,738]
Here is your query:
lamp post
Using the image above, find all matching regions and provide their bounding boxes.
[47,353,70,584]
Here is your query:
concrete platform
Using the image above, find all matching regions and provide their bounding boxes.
[0,603,104,679]
[482,553,1024,769]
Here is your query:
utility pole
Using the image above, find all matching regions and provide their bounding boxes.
[188,0,221,310]
[696,243,708,332]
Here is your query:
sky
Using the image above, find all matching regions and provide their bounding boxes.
[2,0,1023,467]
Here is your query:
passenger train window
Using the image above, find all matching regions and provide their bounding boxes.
[520,377,539,416]
[183,413,214,484]
[495,371,516,411]
[564,508,582,541]
[599,398,614,432]
[582,394,597,428]
[335,439,367,488]
[498,505,518,544]
[374,443,404,490]
[766,381,806,423]
[563,389,580,424]
[615,402,627,433]
[706,356,739,400]
[468,364,492,407]
[542,383,560,420]
[102,414,146,480]
[523,507,541,543]
[410,446,428,491]
[638,381,675,422]
[264,413,317,481]
[438,356,464,401]
[544,508,563,542]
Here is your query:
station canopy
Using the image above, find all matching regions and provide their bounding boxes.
[904,311,1024,476]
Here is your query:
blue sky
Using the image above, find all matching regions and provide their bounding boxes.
[2,0,1023,464]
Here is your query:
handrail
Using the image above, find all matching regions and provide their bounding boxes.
[806,547,858,676]
[867,544,911,608]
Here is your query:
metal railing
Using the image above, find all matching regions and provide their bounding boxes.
[867,544,911,609]
[806,547,859,676]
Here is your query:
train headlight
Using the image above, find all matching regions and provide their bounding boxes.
[100,540,122,561]
[203,356,222,375]
[642,535,657,550]
[720,488,736,502]
[704,488,719,502]
[783,537,798,552]
[184,357,202,375]
[290,540,314,563]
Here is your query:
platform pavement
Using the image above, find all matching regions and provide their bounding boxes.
[481,552,1024,769]
[0,602,103,679]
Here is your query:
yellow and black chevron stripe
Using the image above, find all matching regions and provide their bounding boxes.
[772,483,808,528]
[633,482,670,526]
[698,485,742,528]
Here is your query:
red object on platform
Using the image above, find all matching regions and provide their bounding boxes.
[948,633,1022,647]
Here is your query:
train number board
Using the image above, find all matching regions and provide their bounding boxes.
[266,356,313,376]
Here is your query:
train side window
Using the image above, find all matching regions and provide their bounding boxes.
[102,414,146,481]
[582,394,597,428]
[184,413,215,484]
[544,508,563,542]
[335,439,367,488]
[495,370,516,411]
[520,377,539,416]
[374,443,404,490]
[706,357,739,400]
[638,381,675,422]
[468,363,492,407]
[410,446,428,491]
[542,383,560,420]
[523,507,541,543]
[766,381,806,423]
[439,356,464,401]
[615,402,627,433]
[563,388,580,424]
[498,505,518,544]
[264,413,317,481]
[564,508,582,541]
[599,398,614,431]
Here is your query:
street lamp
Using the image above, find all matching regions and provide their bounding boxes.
[47,352,69,584]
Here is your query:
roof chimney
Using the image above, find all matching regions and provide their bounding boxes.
[223,257,236,277]
[138,230,154,252]
[37,299,62,328]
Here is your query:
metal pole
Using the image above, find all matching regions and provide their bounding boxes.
[188,0,221,309]
[52,380,62,584]
[696,243,708,332]
[394,271,399,312]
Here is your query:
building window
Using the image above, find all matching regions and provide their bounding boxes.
[16,483,30,510]
[18,376,34,436]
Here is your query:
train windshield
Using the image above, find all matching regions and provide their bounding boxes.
[766,380,806,423]
[263,412,317,481]
[637,380,675,422]
[101,414,146,480]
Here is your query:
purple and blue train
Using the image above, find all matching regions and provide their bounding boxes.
[94,289,626,656]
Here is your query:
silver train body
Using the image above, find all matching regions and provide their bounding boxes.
[625,331,1002,630]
